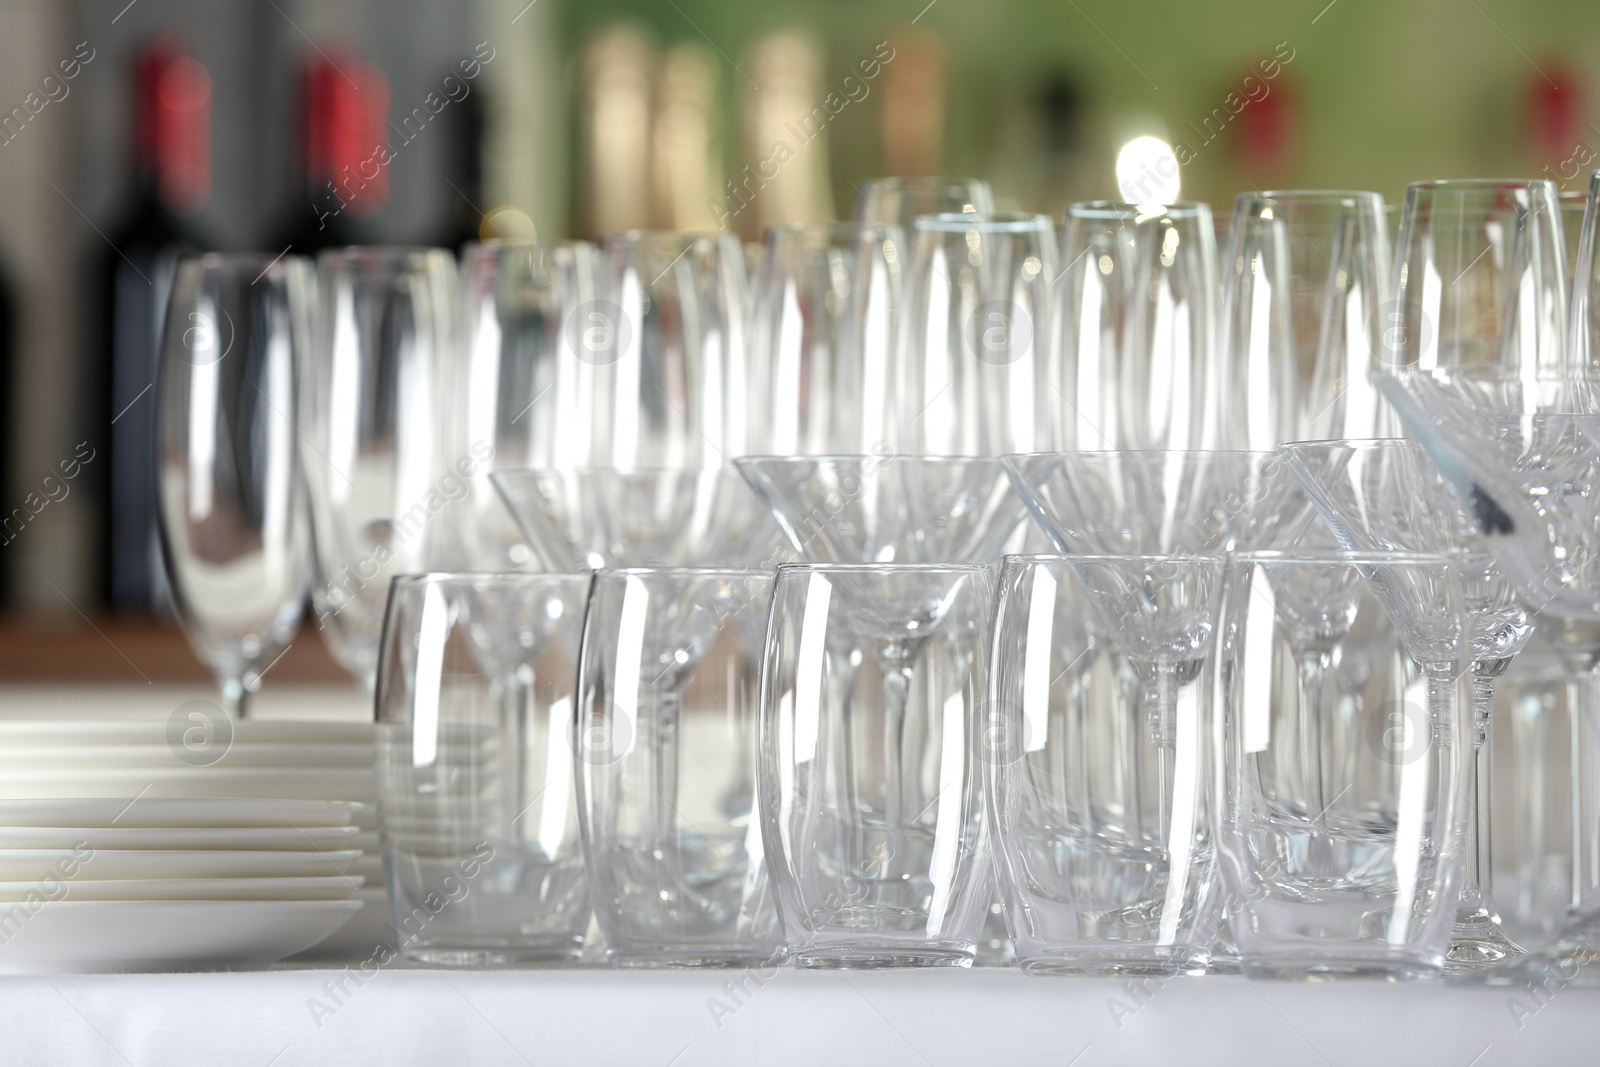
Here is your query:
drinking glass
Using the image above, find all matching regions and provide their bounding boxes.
[1381,179,1566,376]
[1218,191,1391,445]
[1218,550,1472,980]
[453,240,606,570]
[1561,188,1588,300]
[892,213,1057,455]
[301,247,460,689]
[1052,202,1221,451]
[594,232,749,468]
[155,253,312,719]
[987,554,1223,975]
[854,176,994,230]
[747,221,906,455]
[759,563,992,967]
[1568,172,1600,368]
[575,568,781,966]
[375,572,590,964]
[1281,438,1535,968]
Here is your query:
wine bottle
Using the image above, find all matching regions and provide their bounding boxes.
[97,43,214,612]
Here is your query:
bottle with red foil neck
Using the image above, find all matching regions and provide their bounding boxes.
[275,52,391,253]
[96,42,216,612]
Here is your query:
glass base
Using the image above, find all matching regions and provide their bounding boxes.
[1443,915,1525,974]
[1484,921,1600,987]
[1241,956,1440,982]
[402,941,582,967]
[794,948,972,970]
[609,948,784,969]
[1020,957,1204,978]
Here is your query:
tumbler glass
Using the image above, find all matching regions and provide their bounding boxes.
[576,568,781,966]
[1218,550,1471,980]
[375,572,590,964]
[987,555,1224,975]
[759,563,993,967]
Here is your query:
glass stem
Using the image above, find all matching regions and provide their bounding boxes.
[1457,669,1495,922]
[1144,664,1177,842]
[653,685,684,872]
[221,672,250,720]
[1569,668,1599,916]
[881,646,911,881]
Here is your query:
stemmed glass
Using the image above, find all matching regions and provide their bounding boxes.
[746,221,905,456]
[1374,367,1600,978]
[854,176,994,230]
[1218,191,1391,446]
[300,247,459,690]
[453,239,606,570]
[155,253,312,719]
[891,213,1057,456]
[1052,202,1221,451]
[1281,438,1534,968]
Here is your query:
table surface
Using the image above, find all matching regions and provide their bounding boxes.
[0,685,1590,1065]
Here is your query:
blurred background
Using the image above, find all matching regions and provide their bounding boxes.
[0,0,1595,650]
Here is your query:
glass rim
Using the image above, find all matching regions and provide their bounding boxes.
[1241,189,1386,205]
[1066,200,1213,222]
[1406,177,1558,191]
[180,251,311,272]
[1230,549,1463,565]
[912,211,1054,234]
[765,219,899,241]
[593,566,773,579]
[605,229,742,250]
[775,561,990,576]
[1000,448,1276,461]
[388,571,592,589]
[1001,552,1224,565]
[1277,437,1416,451]
[315,245,453,264]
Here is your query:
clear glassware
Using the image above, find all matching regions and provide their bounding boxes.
[1052,202,1221,451]
[1218,549,1472,980]
[987,554,1223,975]
[1561,188,1588,299]
[374,572,591,964]
[490,466,782,571]
[854,176,995,230]
[891,212,1057,455]
[1567,171,1600,369]
[759,563,993,967]
[734,454,1027,564]
[575,568,781,966]
[1281,438,1535,969]
[1380,179,1566,376]
[594,231,749,469]
[1218,191,1391,445]
[300,247,460,689]
[154,253,312,719]
[453,239,606,570]
[747,221,906,456]
[1374,367,1600,980]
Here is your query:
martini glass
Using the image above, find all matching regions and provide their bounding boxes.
[490,466,783,572]
[1375,366,1600,978]
[1280,438,1534,969]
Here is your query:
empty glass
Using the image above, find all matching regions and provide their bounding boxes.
[1218,550,1471,979]
[854,176,995,230]
[892,213,1057,455]
[155,253,312,719]
[575,568,780,966]
[1052,202,1221,451]
[1568,172,1600,368]
[375,572,591,964]
[301,247,460,689]
[987,555,1223,975]
[1218,191,1391,446]
[759,563,993,967]
[747,222,906,456]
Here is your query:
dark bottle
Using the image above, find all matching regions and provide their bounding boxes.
[98,43,214,612]
[273,52,390,254]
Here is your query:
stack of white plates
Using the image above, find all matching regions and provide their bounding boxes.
[0,718,388,969]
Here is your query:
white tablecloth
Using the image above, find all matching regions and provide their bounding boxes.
[1,966,1592,1066]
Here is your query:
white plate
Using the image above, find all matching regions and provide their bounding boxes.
[0,898,362,973]
[0,744,377,769]
[0,798,361,829]
[0,770,374,803]
[0,875,362,902]
[0,849,362,880]
[292,889,392,958]
[0,720,375,744]
[0,825,362,850]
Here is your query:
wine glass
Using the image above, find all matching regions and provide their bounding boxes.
[1052,202,1222,451]
[1566,171,1600,369]
[854,176,994,231]
[154,253,312,718]
[747,221,906,456]
[891,212,1057,456]
[1280,438,1535,968]
[300,247,459,689]
[454,239,606,570]
[1218,191,1391,446]
[1561,188,1588,298]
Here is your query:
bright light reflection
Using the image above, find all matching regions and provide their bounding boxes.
[1115,135,1181,207]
